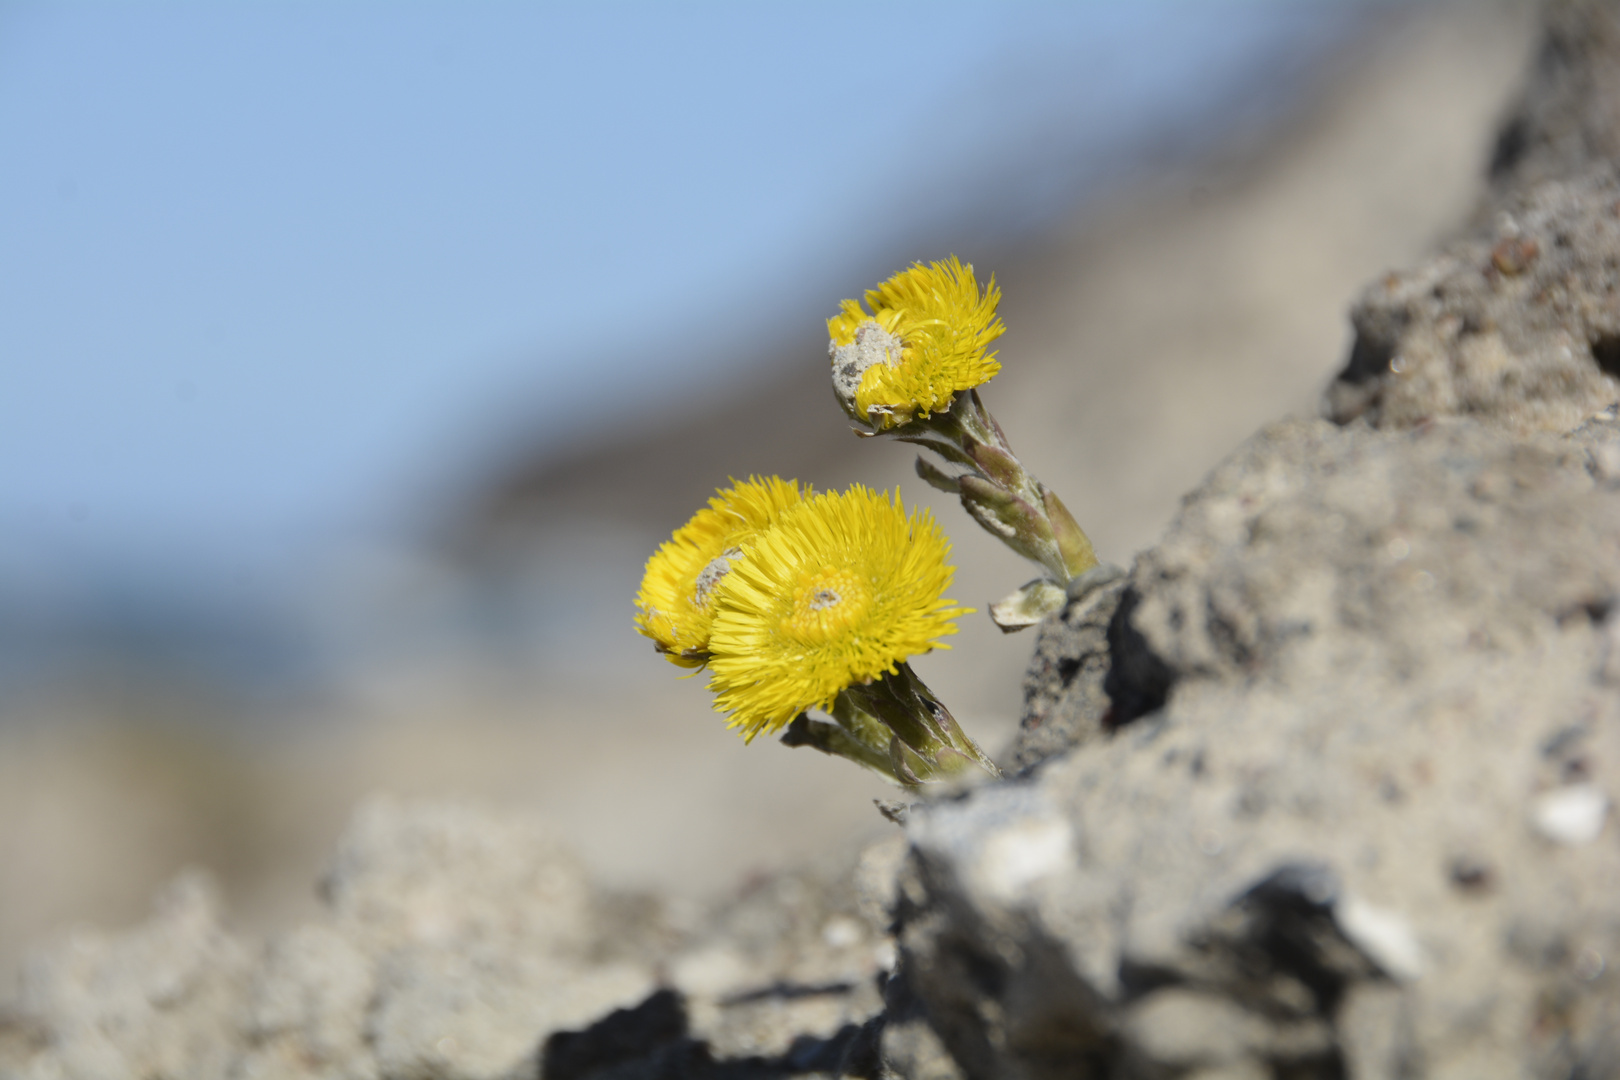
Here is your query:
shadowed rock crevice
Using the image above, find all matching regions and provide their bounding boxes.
[891,893,1116,1080]
[542,990,696,1080]
[1099,587,1175,731]
[1010,578,1126,771]
[1336,308,1405,387]
[1592,329,1620,378]
[540,988,883,1080]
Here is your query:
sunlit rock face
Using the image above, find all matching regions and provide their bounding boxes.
[905,415,1620,1080]
[893,3,1620,1075]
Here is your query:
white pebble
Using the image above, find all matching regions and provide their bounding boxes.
[668,944,751,998]
[979,817,1075,901]
[1531,784,1610,845]
[872,940,898,972]
[821,916,862,949]
[1336,895,1425,981]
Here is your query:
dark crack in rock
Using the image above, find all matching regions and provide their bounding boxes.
[1008,578,1127,773]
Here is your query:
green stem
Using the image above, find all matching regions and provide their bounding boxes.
[780,713,896,780]
[899,390,1097,583]
[777,666,1002,786]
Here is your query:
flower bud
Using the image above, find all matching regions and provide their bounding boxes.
[829,319,904,427]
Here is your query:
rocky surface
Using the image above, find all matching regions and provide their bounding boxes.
[1327,0,1620,436]
[0,798,650,1080]
[914,415,1620,1080]
[1008,577,1127,776]
[1488,0,1620,192]
[7,3,1620,1079]
[912,2,1620,1075]
[0,798,897,1080]
[1324,164,1620,434]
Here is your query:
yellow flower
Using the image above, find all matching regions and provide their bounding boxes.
[827,256,1004,431]
[635,476,804,667]
[706,485,970,740]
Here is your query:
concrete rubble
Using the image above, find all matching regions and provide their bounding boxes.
[916,412,1620,1080]
[5,1,1620,1078]
[0,797,898,1080]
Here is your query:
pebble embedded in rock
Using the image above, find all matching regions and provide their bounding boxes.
[1530,783,1611,846]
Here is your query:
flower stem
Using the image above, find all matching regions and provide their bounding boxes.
[897,390,1098,584]
[778,663,1001,787]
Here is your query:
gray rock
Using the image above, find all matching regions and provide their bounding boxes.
[875,963,964,1080]
[893,9,1620,1036]
[891,414,1620,1079]
[1008,577,1127,773]
[1488,0,1620,192]
[237,924,375,1079]
[3,872,251,1080]
[1325,165,1620,434]
[0,798,900,1080]
[1327,0,1620,436]
[0,798,660,1080]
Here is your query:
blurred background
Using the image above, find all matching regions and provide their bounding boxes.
[0,1,1532,989]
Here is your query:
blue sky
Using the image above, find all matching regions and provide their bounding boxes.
[0,3,1358,596]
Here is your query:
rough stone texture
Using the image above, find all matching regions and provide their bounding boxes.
[1328,4,1620,437]
[659,856,891,1070]
[895,416,1620,1079]
[1326,2,1620,437]
[888,4,1620,1076]
[1325,165,1620,434]
[0,798,898,1080]
[1008,578,1127,774]
[0,798,662,1080]
[0,872,252,1080]
[1489,0,1620,192]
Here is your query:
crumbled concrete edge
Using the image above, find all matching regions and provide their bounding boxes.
[896,415,1620,1079]
[0,798,901,1080]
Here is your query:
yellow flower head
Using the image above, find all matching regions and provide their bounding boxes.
[635,476,804,667]
[706,485,970,740]
[827,256,1004,431]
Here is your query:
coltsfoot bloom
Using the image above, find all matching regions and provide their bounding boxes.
[706,485,969,741]
[826,256,1104,626]
[828,256,1004,431]
[634,475,804,667]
